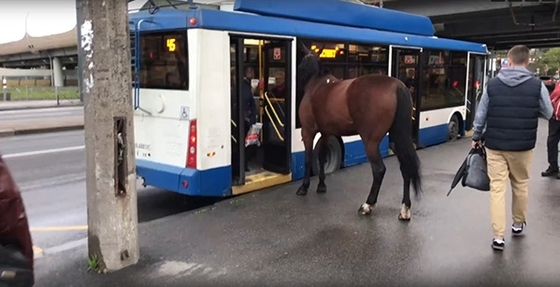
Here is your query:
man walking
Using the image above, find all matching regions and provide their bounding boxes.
[541,82,560,178]
[471,45,553,251]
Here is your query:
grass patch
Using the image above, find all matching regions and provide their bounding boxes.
[87,253,101,272]
[2,86,80,101]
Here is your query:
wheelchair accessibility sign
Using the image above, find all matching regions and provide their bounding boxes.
[180,106,189,120]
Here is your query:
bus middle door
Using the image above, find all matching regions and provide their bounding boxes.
[390,46,422,146]
[261,39,292,174]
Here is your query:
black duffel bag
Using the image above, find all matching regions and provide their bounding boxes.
[0,244,34,287]
[461,146,490,192]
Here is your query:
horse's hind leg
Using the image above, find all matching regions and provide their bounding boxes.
[316,135,330,194]
[358,141,386,216]
[296,130,316,196]
[398,169,412,221]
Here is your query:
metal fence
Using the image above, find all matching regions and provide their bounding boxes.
[1,86,80,105]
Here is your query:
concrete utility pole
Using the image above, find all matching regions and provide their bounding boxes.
[77,0,139,271]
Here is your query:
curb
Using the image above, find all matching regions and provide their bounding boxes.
[0,124,84,138]
[0,129,14,137]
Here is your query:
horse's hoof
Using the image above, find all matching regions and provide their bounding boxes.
[316,184,327,194]
[398,213,411,221]
[296,186,308,196]
[358,203,373,216]
[398,204,411,221]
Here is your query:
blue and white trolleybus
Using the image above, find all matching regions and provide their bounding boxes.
[129,0,489,197]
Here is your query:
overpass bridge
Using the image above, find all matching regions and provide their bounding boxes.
[0,0,226,73]
[382,0,560,50]
[0,0,558,71]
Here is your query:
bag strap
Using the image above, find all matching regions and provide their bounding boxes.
[480,145,487,159]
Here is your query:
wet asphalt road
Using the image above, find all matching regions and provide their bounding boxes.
[0,130,220,252]
[32,118,560,286]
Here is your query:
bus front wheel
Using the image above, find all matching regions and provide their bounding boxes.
[312,136,343,176]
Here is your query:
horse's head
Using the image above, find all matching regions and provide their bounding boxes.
[298,43,324,86]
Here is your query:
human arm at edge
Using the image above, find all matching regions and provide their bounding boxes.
[539,82,553,120]
[472,88,489,142]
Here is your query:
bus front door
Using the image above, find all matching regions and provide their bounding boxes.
[466,53,486,132]
[229,37,246,185]
[261,39,292,174]
[390,46,422,146]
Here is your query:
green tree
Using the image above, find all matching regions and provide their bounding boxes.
[537,48,560,75]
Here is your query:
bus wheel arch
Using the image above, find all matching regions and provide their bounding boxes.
[311,135,344,176]
[447,112,463,142]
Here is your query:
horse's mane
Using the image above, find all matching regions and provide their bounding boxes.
[298,53,332,88]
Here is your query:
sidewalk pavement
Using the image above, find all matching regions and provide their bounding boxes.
[32,122,560,286]
[0,100,82,111]
[0,117,84,137]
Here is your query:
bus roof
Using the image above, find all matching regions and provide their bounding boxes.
[234,0,436,37]
[130,8,488,54]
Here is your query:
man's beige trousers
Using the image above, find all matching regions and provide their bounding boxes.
[486,148,533,239]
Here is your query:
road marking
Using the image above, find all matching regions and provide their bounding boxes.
[0,107,83,115]
[43,237,88,256]
[0,111,75,120]
[33,238,89,259]
[33,246,43,259]
[30,225,88,232]
[2,145,85,159]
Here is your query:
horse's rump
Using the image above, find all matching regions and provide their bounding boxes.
[346,75,403,133]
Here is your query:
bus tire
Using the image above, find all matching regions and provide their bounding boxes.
[312,136,343,176]
[447,114,460,142]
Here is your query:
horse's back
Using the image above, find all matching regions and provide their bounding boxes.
[347,74,403,108]
[301,74,404,136]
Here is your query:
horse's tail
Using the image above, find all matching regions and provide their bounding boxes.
[389,84,423,199]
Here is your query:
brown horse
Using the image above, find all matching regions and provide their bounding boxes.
[296,44,423,220]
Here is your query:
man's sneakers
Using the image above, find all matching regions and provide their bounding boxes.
[511,222,526,236]
[492,238,505,251]
[541,166,559,177]
[492,222,526,251]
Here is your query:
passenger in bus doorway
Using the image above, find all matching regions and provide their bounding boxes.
[242,66,258,172]
[271,71,286,99]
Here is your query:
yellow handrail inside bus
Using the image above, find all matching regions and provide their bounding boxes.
[264,92,284,128]
[265,106,284,141]
[231,119,238,143]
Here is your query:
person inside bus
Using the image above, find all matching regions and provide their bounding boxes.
[271,71,286,99]
[402,68,416,95]
[242,66,258,172]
